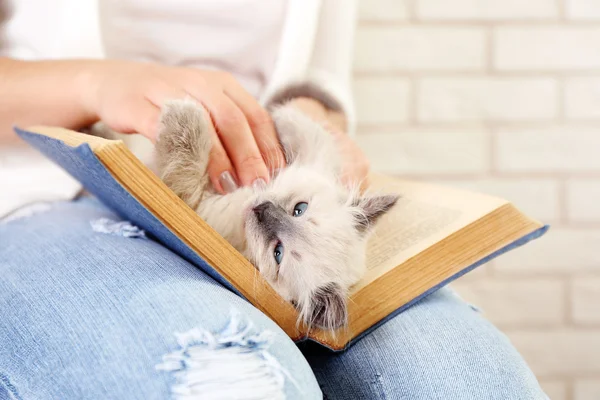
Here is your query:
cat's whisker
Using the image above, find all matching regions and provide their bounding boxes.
[346,296,358,309]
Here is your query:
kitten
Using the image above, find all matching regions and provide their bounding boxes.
[154,98,398,331]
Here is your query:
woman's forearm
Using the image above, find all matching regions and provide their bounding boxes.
[0,58,97,143]
[287,96,347,133]
[0,58,289,190]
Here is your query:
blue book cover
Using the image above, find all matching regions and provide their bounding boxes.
[14,125,549,351]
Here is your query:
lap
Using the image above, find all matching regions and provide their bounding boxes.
[303,287,548,400]
[0,198,320,400]
[0,198,548,400]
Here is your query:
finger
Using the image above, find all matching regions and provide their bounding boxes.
[128,98,161,142]
[142,84,192,142]
[198,91,270,187]
[201,107,239,194]
[223,84,286,175]
[335,135,371,193]
[341,164,370,194]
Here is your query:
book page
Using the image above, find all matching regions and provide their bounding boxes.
[353,175,508,291]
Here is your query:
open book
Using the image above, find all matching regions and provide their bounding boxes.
[15,125,548,351]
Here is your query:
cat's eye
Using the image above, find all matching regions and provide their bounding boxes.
[274,242,284,264]
[293,202,308,217]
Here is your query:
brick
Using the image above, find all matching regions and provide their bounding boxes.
[452,279,564,326]
[567,0,600,20]
[574,380,600,400]
[566,180,600,223]
[359,0,409,21]
[418,78,558,122]
[433,178,559,223]
[496,127,600,172]
[355,129,489,175]
[507,329,600,376]
[572,278,600,324]
[417,0,558,20]
[565,77,600,119]
[495,27,600,70]
[353,78,410,124]
[540,380,568,400]
[354,27,485,72]
[494,228,600,274]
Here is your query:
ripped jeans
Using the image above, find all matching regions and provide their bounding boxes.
[0,197,549,400]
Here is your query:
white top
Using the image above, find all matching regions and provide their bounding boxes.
[0,0,357,219]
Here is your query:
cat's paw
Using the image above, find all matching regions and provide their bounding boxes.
[154,99,212,208]
[158,99,211,149]
[299,283,348,331]
[155,99,212,168]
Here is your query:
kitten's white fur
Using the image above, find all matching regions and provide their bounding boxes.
[154,99,398,331]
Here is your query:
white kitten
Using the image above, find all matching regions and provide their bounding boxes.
[154,98,398,331]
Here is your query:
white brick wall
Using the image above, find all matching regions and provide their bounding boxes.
[574,380,600,400]
[359,0,409,21]
[354,27,485,72]
[452,279,564,326]
[495,127,600,172]
[494,229,600,273]
[507,330,600,376]
[565,77,600,119]
[417,0,559,20]
[356,130,490,175]
[355,1,600,398]
[353,78,410,124]
[418,78,558,122]
[567,180,600,222]
[432,178,560,222]
[571,278,600,324]
[541,381,569,400]
[567,0,600,20]
[495,27,600,71]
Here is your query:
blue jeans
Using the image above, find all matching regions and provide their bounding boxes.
[0,198,548,399]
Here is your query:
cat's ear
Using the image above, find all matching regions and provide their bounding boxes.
[353,194,400,233]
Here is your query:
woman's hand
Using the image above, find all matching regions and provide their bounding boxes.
[81,60,285,193]
[286,97,370,191]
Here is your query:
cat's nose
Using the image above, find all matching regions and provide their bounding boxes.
[252,201,274,222]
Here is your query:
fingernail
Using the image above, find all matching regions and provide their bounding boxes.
[272,168,282,177]
[252,178,267,190]
[219,171,238,193]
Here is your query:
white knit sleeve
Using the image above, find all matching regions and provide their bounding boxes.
[305,0,358,136]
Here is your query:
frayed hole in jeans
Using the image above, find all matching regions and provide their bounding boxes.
[156,310,297,400]
[0,373,23,400]
[90,218,146,238]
